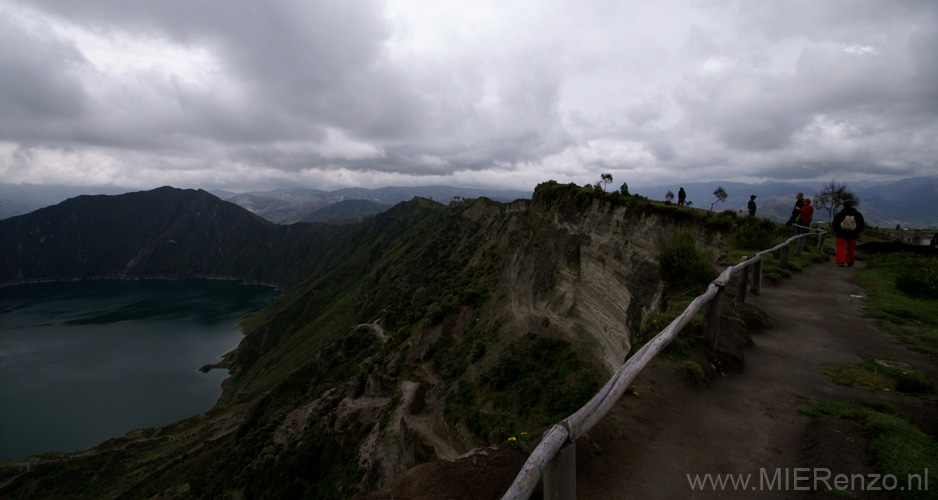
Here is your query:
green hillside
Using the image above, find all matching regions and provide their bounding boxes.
[0,182,748,499]
[0,187,346,287]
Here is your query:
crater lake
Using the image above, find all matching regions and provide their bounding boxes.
[0,279,278,461]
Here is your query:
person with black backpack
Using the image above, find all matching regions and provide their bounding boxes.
[832,201,865,267]
[785,192,804,227]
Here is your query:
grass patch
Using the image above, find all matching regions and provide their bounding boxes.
[800,401,938,499]
[823,358,936,396]
[854,253,938,356]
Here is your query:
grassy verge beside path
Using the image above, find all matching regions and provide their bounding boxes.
[854,252,938,357]
[804,251,938,499]
[800,401,938,499]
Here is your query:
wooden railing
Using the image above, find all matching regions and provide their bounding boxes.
[501,227,828,500]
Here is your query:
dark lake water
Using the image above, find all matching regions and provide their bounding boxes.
[0,279,278,461]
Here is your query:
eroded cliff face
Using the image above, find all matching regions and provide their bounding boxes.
[0,185,732,499]
[496,196,667,373]
[284,189,731,493]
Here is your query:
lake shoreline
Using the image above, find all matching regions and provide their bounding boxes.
[0,274,282,292]
[0,279,277,461]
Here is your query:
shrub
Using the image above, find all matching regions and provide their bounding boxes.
[703,213,734,231]
[473,334,601,443]
[894,255,938,299]
[732,217,779,250]
[681,360,708,385]
[656,232,718,291]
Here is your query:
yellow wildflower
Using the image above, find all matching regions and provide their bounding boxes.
[508,436,517,442]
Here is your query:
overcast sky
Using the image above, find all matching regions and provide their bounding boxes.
[1,0,936,192]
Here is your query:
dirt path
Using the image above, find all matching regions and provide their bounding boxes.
[363,259,937,500]
[576,260,937,500]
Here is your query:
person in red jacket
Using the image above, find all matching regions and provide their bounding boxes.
[796,198,814,234]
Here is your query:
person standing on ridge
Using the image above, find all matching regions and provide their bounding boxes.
[786,193,804,227]
[832,201,865,267]
[678,187,686,207]
[747,195,757,216]
[796,198,814,234]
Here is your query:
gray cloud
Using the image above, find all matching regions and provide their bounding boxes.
[0,0,936,191]
[0,14,88,139]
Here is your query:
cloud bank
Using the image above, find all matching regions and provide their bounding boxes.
[1,0,936,192]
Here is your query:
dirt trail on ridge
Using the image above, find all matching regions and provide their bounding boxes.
[575,260,938,500]
[363,259,938,500]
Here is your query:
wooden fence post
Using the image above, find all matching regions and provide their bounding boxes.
[796,236,805,256]
[737,257,749,304]
[751,257,762,295]
[543,441,576,500]
[779,245,790,269]
[704,283,724,351]
[817,232,827,250]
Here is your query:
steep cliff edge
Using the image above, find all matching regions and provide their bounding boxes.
[0,182,734,499]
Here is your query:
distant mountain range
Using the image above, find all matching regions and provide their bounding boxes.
[630,176,938,228]
[1,176,935,227]
[299,199,391,224]
[213,185,532,223]
[0,184,531,224]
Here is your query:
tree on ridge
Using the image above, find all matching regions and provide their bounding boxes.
[600,173,613,192]
[816,181,859,225]
[710,186,728,212]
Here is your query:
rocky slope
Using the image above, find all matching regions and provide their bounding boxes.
[0,182,733,499]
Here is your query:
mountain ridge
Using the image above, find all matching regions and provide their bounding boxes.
[0,187,347,288]
[3,177,935,227]
[220,185,532,223]
[300,199,391,224]
[0,182,737,498]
